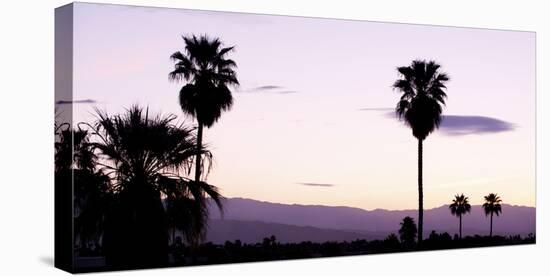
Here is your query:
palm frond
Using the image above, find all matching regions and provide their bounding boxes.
[392,60,450,140]
[482,193,503,216]
[170,34,239,125]
[449,193,471,217]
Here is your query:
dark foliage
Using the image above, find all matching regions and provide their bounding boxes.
[399,216,418,248]
[75,232,535,272]
[393,60,450,140]
[88,106,223,269]
[160,233,535,267]
[55,123,112,251]
[56,106,224,270]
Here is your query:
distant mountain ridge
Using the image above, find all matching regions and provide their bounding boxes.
[205,197,535,243]
[205,219,380,244]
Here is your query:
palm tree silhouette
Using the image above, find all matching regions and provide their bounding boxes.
[55,123,95,172]
[169,35,239,186]
[90,105,223,268]
[392,60,450,243]
[482,193,502,237]
[164,179,223,247]
[398,216,418,248]
[449,194,471,239]
[55,124,111,250]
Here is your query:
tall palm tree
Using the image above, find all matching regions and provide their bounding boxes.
[169,35,239,185]
[482,193,502,237]
[449,194,471,239]
[90,105,223,268]
[392,60,450,243]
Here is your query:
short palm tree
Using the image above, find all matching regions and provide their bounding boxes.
[169,35,239,185]
[90,105,223,268]
[449,194,471,239]
[398,216,418,248]
[482,193,502,237]
[392,60,450,243]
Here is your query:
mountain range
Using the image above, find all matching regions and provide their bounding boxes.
[204,198,535,244]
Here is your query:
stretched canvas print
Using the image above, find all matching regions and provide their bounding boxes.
[54,2,536,273]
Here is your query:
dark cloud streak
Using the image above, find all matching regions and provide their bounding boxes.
[241,85,299,95]
[296,182,335,187]
[55,99,97,105]
[439,115,515,136]
[254,85,282,91]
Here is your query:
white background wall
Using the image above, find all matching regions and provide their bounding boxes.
[0,0,547,275]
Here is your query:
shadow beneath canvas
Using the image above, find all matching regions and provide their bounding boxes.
[39,256,54,267]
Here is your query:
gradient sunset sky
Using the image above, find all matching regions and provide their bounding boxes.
[67,3,535,210]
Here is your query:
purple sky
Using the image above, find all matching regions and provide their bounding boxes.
[66,3,535,210]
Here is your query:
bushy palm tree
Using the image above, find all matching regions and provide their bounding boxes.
[90,105,223,268]
[164,178,223,247]
[169,35,239,185]
[392,60,450,243]
[482,193,502,237]
[398,216,418,248]
[55,123,96,172]
[449,194,471,239]
[55,124,110,250]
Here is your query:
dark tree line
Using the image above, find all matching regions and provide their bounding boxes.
[164,233,534,267]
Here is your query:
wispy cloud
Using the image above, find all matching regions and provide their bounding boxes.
[241,85,299,95]
[55,99,97,105]
[255,85,282,91]
[384,113,516,135]
[296,182,335,187]
[278,91,298,94]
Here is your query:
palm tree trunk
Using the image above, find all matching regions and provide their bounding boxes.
[417,138,424,244]
[195,122,203,184]
[490,212,493,237]
[459,214,462,239]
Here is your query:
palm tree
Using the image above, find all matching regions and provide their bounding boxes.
[55,123,96,172]
[482,193,502,237]
[164,179,222,247]
[449,194,471,239]
[169,34,239,185]
[398,216,418,248]
[90,105,223,268]
[392,60,450,243]
[55,124,111,250]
